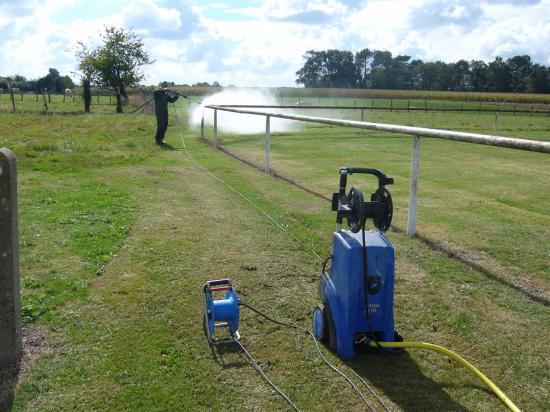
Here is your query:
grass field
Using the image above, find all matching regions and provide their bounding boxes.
[1,98,549,411]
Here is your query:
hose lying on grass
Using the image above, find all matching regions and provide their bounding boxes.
[367,341,521,412]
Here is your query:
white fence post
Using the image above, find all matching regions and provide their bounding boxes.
[265,116,271,175]
[214,109,218,147]
[200,111,205,140]
[407,135,421,237]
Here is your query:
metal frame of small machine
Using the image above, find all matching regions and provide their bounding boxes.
[203,278,240,345]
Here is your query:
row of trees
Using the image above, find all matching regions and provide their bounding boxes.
[0,69,75,93]
[296,49,550,93]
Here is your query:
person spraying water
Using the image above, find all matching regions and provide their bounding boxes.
[153,83,186,145]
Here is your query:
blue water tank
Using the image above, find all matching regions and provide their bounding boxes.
[320,230,395,358]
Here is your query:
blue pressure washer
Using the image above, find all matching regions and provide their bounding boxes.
[313,167,399,359]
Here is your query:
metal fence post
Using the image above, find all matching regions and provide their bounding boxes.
[0,148,21,368]
[201,111,205,139]
[360,108,364,134]
[265,116,271,175]
[213,109,218,147]
[407,136,421,237]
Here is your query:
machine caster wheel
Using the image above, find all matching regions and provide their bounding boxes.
[312,305,328,342]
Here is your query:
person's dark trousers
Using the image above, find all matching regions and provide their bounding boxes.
[155,111,169,143]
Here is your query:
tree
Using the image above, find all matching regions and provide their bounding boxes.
[506,55,532,92]
[369,50,394,89]
[354,48,373,88]
[527,64,550,93]
[487,57,512,92]
[392,55,412,89]
[296,50,356,88]
[469,60,488,91]
[452,60,470,91]
[295,48,549,94]
[296,50,325,87]
[323,50,356,88]
[76,26,152,113]
[37,68,60,92]
[416,62,438,90]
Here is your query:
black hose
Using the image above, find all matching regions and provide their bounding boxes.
[233,336,302,411]
[240,301,381,412]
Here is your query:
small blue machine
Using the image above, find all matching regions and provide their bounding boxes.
[313,167,398,358]
[203,279,240,344]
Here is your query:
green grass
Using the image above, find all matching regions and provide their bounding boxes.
[2,102,549,411]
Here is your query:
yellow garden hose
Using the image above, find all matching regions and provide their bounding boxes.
[369,341,520,412]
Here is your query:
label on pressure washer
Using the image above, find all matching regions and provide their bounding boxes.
[367,303,380,313]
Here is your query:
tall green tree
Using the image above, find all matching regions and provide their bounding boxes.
[296,50,356,88]
[527,64,550,93]
[354,48,373,88]
[487,57,512,92]
[369,50,394,89]
[76,26,153,113]
[469,60,488,91]
[323,49,356,88]
[452,60,470,91]
[506,55,532,92]
[296,50,324,87]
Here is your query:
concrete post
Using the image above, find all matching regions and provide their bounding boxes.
[407,136,421,237]
[0,148,21,368]
[265,116,271,175]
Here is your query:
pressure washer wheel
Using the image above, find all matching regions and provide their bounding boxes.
[312,303,337,352]
[312,305,328,342]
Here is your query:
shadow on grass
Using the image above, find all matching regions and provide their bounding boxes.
[158,142,177,151]
[208,342,246,369]
[347,351,469,411]
[0,362,19,411]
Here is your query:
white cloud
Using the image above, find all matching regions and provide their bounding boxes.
[1,0,549,86]
[260,0,349,24]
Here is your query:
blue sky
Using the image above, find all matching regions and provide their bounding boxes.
[1,0,549,87]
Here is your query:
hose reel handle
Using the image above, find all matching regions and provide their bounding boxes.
[343,167,394,187]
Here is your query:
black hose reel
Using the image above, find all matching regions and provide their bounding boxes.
[332,167,394,233]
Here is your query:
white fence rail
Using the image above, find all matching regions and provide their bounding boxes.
[203,105,550,236]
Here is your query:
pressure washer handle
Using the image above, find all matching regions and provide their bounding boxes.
[344,167,394,187]
[205,278,233,292]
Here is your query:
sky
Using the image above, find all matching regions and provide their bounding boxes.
[1,0,549,87]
